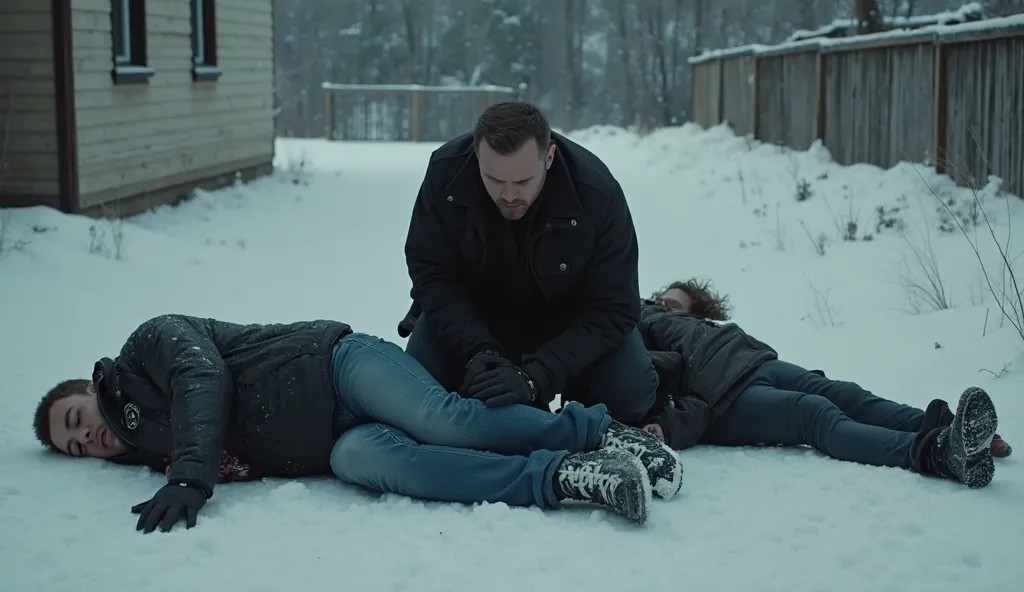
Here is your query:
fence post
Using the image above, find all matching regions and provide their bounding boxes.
[716,60,724,126]
[410,89,420,142]
[323,89,335,140]
[750,56,759,139]
[814,48,827,142]
[932,36,948,174]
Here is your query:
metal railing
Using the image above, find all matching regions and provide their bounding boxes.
[321,82,528,142]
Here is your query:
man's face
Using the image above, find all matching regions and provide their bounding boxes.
[655,288,693,313]
[477,138,555,220]
[48,386,128,458]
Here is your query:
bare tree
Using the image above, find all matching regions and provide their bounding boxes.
[855,0,885,33]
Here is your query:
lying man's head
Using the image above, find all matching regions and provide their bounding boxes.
[34,379,129,458]
[652,278,732,321]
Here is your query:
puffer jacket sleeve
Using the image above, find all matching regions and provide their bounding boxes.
[118,315,233,497]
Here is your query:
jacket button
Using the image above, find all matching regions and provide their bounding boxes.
[559,263,567,271]
[570,219,577,227]
[446,195,454,202]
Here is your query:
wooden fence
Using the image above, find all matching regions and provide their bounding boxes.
[690,16,1024,198]
[321,83,527,142]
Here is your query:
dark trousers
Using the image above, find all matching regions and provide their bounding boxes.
[702,360,925,469]
[405,314,659,424]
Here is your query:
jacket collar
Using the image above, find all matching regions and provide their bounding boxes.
[93,357,138,449]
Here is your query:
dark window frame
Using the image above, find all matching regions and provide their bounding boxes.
[191,0,222,82]
[110,0,154,84]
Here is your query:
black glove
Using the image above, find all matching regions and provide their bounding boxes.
[459,350,507,396]
[466,364,538,407]
[131,482,208,534]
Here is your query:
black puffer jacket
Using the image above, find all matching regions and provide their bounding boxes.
[639,300,777,418]
[95,314,352,496]
[403,131,642,404]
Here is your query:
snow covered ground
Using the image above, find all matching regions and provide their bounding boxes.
[1,124,1022,591]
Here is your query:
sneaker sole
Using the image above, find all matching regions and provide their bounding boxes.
[652,442,684,501]
[953,387,998,488]
[622,453,654,526]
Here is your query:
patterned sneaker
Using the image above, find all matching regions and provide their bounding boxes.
[936,387,998,488]
[600,420,683,500]
[554,449,652,525]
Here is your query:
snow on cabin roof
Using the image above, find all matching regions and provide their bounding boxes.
[688,10,1024,65]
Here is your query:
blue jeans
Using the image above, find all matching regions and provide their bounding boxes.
[405,314,659,424]
[702,360,924,468]
[328,333,614,509]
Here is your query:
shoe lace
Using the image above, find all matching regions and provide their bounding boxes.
[605,429,667,472]
[560,461,624,503]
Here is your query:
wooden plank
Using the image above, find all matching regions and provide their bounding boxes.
[0,59,56,78]
[0,92,59,114]
[0,5,60,197]
[0,34,55,60]
[69,9,114,32]
[216,22,273,37]
[0,78,55,96]
[0,13,52,33]
[937,23,1024,45]
[2,133,60,153]
[75,96,272,127]
[1,111,57,134]
[79,154,271,210]
[71,0,111,12]
[933,43,948,173]
[821,33,936,54]
[73,81,273,108]
[3,153,59,170]
[78,142,273,199]
[77,114,273,153]
[78,129,274,168]
[76,108,270,144]
[72,66,273,89]
[1,0,52,11]
[815,51,826,141]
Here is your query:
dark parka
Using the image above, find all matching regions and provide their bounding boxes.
[639,301,778,449]
[94,314,353,497]
[403,131,642,405]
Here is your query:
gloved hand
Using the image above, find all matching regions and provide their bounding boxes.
[465,364,538,407]
[459,350,509,396]
[131,482,208,534]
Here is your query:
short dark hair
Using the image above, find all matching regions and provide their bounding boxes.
[653,278,733,321]
[473,101,551,156]
[33,379,90,451]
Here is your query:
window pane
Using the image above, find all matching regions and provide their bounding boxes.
[193,0,205,65]
[120,0,132,62]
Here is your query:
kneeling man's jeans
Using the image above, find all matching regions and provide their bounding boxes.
[328,333,613,509]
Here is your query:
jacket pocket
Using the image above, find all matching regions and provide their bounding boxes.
[531,226,593,301]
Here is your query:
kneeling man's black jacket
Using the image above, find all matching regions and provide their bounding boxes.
[403,131,643,402]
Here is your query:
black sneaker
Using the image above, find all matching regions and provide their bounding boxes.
[936,387,998,488]
[600,420,683,500]
[554,449,652,525]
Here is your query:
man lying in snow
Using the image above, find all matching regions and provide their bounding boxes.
[33,314,683,533]
[639,278,1011,489]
